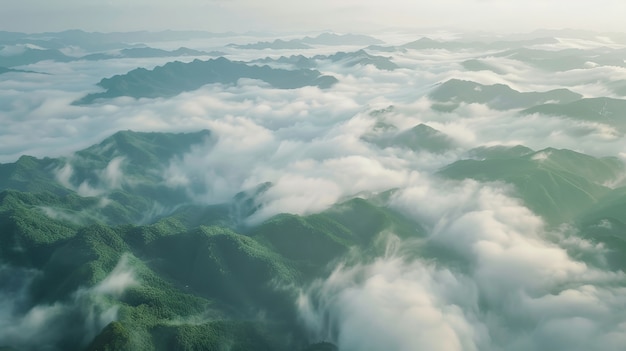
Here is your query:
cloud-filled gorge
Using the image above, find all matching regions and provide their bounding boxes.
[1,29,626,350]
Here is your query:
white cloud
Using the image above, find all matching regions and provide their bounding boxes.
[93,254,138,296]
[299,175,626,351]
[0,255,136,350]
[298,257,484,351]
[2,31,626,351]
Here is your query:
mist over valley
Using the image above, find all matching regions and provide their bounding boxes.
[1,19,626,351]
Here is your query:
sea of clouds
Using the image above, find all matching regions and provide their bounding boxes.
[1,30,626,350]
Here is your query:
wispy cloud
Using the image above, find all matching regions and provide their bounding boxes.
[298,176,626,351]
[0,255,137,351]
[2,32,626,351]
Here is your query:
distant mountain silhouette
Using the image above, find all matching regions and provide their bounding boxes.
[80,47,220,61]
[522,97,626,132]
[228,33,383,50]
[316,50,398,70]
[0,29,231,51]
[0,44,221,67]
[363,123,456,153]
[367,36,559,52]
[228,39,311,50]
[300,33,383,45]
[76,57,338,104]
[430,79,582,111]
[254,50,398,70]
[493,47,626,71]
[0,47,72,67]
[441,147,624,224]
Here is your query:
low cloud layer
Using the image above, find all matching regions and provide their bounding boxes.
[0,256,137,351]
[2,32,626,350]
[298,177,626,351]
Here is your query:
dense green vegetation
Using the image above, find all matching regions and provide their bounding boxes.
[1,128,624,350]
[3,27,626,351]
[429,79,581,111]
[0,130,424,351]
[75,57,339,104]
[440,146,625,225]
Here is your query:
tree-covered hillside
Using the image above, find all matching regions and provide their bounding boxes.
[0,130,424,351]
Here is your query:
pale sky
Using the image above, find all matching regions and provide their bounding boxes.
[2,0,626,34]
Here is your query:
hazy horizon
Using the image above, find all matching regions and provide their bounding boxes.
[3,1,626,34]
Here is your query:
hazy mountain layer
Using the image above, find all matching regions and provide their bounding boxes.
[494,47,626,71]
[76,57,338,104]
[0,48,72,67]
[0,45,221,68]
[229,39,312,50]
[254,50,397,70]
[401,36,559,51]
[366,36,559,53]
[80,47,218,61]
[0,29,228,51]
[440,147,624,224]
[228,33,383,50]
[2,125,625,350]
[430,79,582,111]
[522,97,626,133]
[0,130,426,351]
[0,66,33,75]
[2,30,626,351]
[363,123,456,153]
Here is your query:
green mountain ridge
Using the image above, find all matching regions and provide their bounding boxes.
[317,50,398,70]
[253,49,397,71]
[494,47,626,71]
[75,57,338,104]
[522,97,626,133]
[363,123,456,153]
[0,130,213,226]
[0,130,428,351]
[80,47,221,61]
[461,59,507,74]
[0,191,420,350]
[367,36,559,53]
[229,33,383,50]
[2,129,626,351]
[0,48,72,67]
[4,29,626,351]
[440,147,625,225]
[0,66,37,75]
[467,145,535,159]
[0,45,223,68]
[228,39,312,50]
[0,29,233,52]
[430,79,582,111]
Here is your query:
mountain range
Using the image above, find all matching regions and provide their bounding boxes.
[254,49,398,71]
[522,97,626,133]
[429,79,582,111]
[3,29,626,351]
[0,46,219,68]
[228,33,383,50]
[75,57,338,104]
[2,129,625,350]
[0,130,423,351]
